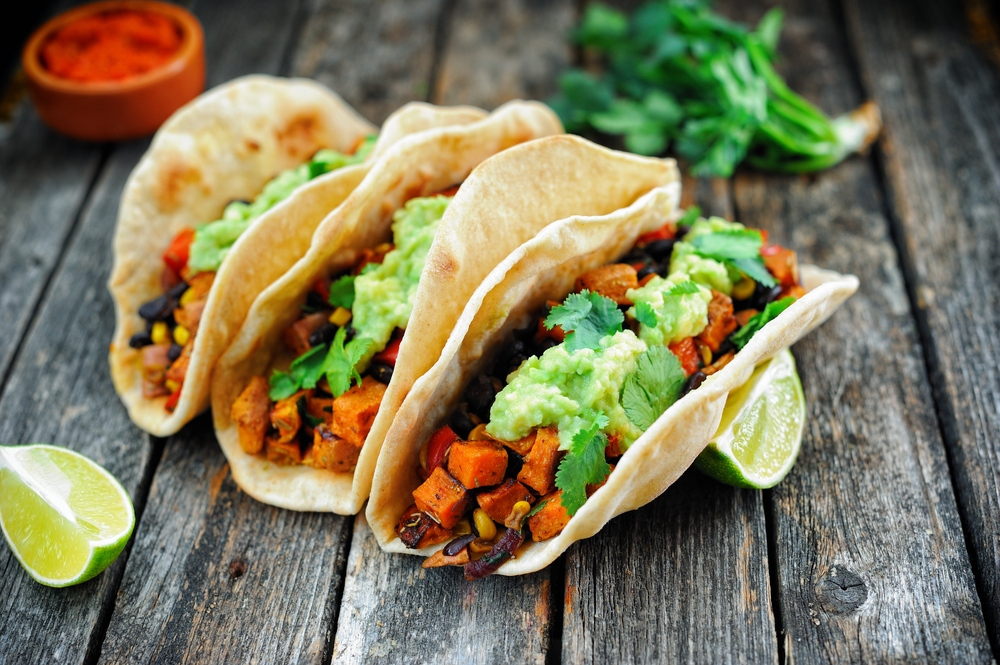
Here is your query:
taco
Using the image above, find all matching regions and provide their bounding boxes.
[365,136,859,577]
[210,103,592,515]
[109,74,487,436]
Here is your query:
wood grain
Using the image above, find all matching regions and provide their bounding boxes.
[291,0,447,124]
[842,0,1000,649]
[730,0,993,660]
[433,0,576,109]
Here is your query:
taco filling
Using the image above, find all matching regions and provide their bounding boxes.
[128,136,377,411]
[229,191,458,473]
[395,209,805,578]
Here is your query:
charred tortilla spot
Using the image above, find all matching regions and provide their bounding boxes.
[276,113,321,160]
[155,160,203,212]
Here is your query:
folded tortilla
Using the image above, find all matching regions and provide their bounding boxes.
[211,103,581,514]
[109,74,487,436]
[366,136,859,574]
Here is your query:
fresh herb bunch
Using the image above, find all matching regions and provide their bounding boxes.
[548,0,880,177]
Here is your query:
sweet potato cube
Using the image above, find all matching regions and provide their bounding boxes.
[140,344,171,398]
[306,395,334,426]
[527,491,572,542]
[185,271,215,301]
[232,376,271,454]
[762,246,799,288]
[309,424,359,472]
[165,341,193,386]
[735,308,759,327]
[668,337,701,376]
[501,430,536,457]
[174,299,205,334]
[396,504,452,549]
[331,376,386,449]
[517,427,562,495]
[447,440,508,489]
[476,478,534,523]
[698,290,737,352]
[270,392,303,445]
[281,312,328,356]
[412,467,470,529]
[574,264,639,305]
[265,435,301,466]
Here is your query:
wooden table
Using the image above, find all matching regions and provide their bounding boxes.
[1,0,998,662]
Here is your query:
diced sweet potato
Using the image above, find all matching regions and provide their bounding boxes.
[668,337,701,376]
[141,344,171,398]
[265,434,301,465]
[270,392,303,445]
[185,271,215,301]
[331,376,386,449]
[535,316,565,344]
[412,467,470,529]
[309,424,358,472]
[517,427,562,495]
[606,432,625,459]
[735,308,759,327]
[447,440,508,489]
[703,351,735,376]
[501,430,536,457]
[396,504,452,549]
[306,395,333,426]
[698,290,738,352]
[761,245,800,288]
[231,376,271,455]
[165,341,193,386]
[575,264,639,305]
[527,491,572,542]
[174,299,206,334]
[281,312,329,356]
[476,478,534,523]
[782,284,806,299]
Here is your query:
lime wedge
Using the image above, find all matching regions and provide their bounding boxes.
[0,444,135,587]
[694,348,806,489]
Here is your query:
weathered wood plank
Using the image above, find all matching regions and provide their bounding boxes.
[433,0,575,109]
[291,0,447,125]
[562,173,777,664]
[841,0,1000,649]
[0,140,156,665]
[729,0,993,660]
[333,516,552,664]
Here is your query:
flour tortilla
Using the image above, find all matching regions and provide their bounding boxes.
[367,154,859,575]
[211,108,612,515]
[109,74,487,436]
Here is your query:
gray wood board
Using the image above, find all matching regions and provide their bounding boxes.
[291,0,447,124]
[0,141,157,665]
[842,0,1000,648]
[729,0,992,659]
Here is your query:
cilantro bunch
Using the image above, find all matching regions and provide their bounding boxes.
[548,1,880,177]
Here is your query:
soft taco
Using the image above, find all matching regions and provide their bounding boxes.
[366,135,859,578]
[211,103,585,515]
[109,74,487,436]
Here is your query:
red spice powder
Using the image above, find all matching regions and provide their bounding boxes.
[41,10,182,83]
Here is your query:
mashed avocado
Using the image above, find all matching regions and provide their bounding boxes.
[487,331,647,450]
[626,273,712,347]
[667,216,746,294]
[350,195,452,369]
[187,138,377,273]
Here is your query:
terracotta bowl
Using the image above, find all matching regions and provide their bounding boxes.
[22,1,204,141]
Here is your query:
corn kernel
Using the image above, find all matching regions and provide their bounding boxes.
[151,322,169,345]
[695,339,712,366]
[173,325,190,346]
[329,307,352,327]
[473,508,497,541]
[504,500,532,529]
[453,519,472,537]
[468,424,492,441]
[418,443,428,471]
[179,287,198,307]
[732,276,755,300]
[165,379,180,393]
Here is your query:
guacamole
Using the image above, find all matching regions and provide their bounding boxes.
[668,216,746,294]
[187,137,377,273]
[626,273,712,347]
[487,330,647,450]
[351,195,452,369]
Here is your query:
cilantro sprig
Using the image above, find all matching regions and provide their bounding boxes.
[622,345,687,431]
[328,275,355,309]
[269,327,373,401]
[689,229,776,287]
[545,290,624,352]
[555,412,612,516]
[730,296,795,349]
[269,344,327,401]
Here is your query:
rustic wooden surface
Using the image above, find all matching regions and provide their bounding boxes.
[1,0,999,663]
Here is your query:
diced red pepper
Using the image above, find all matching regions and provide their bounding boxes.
[426,425,459,471]
[164,386,182,412]
[636,222,675,246]
[373,334,403,367]
[311,277,331,302]
[668,337,701,376]
[162,227,196,274]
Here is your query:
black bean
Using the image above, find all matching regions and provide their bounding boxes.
[343,325,356,343]
[369,363,393,384]
[443,534,476,557]
[167,344,183,361]
[497,338,527,376]
[167,281,189,299]
[505,450,524,478]
[530,337,558,357]
[128,331,153,349]
[620,248,652,266]
[682,370,707,396]
[637,264,658,280]
[675,224,691,238]
[138,294,176,321]
[654,262,671,277]
[643,238,676,262]
[304,291,328,312]
[745,282,783,310]
[466,374,497,421]
[309,323,338,347]
[715,339,736,358]
[449,404,478,439]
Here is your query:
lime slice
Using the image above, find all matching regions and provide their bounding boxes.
[694,348,806,489]
[0,444,135,587]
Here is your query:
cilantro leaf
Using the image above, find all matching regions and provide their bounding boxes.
[323,327,373,397]
[556,412,612,516]
[677,206,701,230]
[268,343,328,400]
[622,345,687,430]
[666,280,702,296]
[328,275,356,309]
[730,296,795,349]
[731,256,776,287]
[545,290,624,352]
[635,301,658,328]
[690,229,763,260]
[526,499,548,519]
